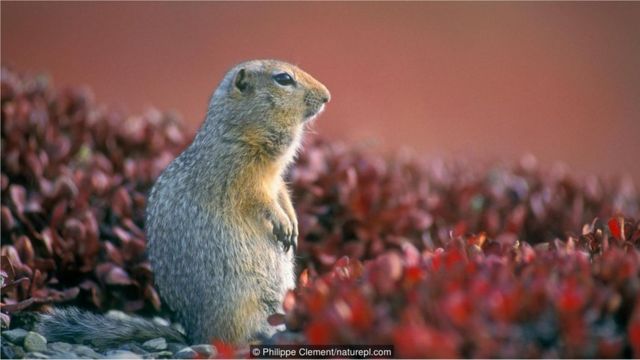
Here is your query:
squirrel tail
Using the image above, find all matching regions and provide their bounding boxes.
[37,307,186,348]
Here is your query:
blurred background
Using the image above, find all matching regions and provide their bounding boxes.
[2,2,639,182]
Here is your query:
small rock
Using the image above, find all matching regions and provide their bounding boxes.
[171,323,186,335]
[73,345,104,359]
[118,342,147,354]
[2,328,28,343]
[24,331,48,352]
[12,345,25,358]
[267,330,306,344]
[48,342,73,353]
[24,351,49,359]
[90,338,109,348]
[44,350,79,359]
[174,346,197,359]
[1,344,16,359]
[105,310,132,321]
[191,344,215,357]
[167,342,187,354]
[144,350,173,359]
[105,350,142,359]
[151,317,170,327]
[142,337,167,351]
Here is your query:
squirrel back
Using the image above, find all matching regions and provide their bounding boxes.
[38,60,330,346]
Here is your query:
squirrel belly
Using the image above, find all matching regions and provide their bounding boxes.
[37,59,330,346]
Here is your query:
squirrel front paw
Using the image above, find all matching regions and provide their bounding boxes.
[266,207,296,252]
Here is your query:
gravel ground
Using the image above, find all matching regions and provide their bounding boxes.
[0,311,254,359]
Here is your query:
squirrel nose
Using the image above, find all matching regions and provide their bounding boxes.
[321,89,331,103]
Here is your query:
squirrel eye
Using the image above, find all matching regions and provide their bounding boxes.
[273,72,295,86]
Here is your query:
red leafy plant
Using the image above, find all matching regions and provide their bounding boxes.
[281,218,639,358]
[2,68,639,358]
[1,68,187,323]
[290,139,638,273]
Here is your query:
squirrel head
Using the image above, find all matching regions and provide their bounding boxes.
[228,60,330,122]
[205,60,330,160]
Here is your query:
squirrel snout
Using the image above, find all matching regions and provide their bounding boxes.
[320,87,331,104]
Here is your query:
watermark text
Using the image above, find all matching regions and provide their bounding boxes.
[250,345,393,359]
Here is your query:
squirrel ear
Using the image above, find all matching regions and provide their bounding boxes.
[233,68,250,92]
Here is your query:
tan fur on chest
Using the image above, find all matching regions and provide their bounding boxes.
[229,161,281,216]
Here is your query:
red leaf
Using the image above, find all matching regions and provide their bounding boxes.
[393,325,459,358]
[557,280,585,314]
[608,217,622,239]
[105,266,133,286]
[283,291,296,312]
[144,285,162,311]
[298,268,309,287]
[305,320,333,345]
[1,206,15,231]
[629,319,640,358]
[212,340,236,359]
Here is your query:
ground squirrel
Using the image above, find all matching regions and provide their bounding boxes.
[38,59,330,346]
